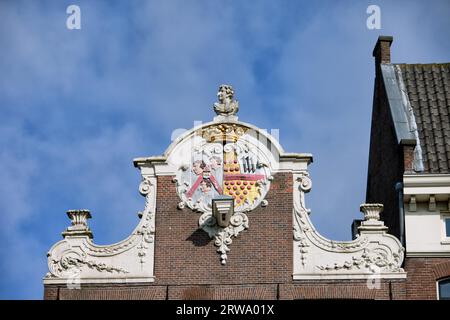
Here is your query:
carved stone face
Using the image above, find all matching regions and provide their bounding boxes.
[217,85,233,104]
[192,160,205,175]
[200,179,212,193]
[217,87,226,103]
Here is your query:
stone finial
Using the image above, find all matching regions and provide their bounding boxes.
[358,203,388,233]
[360,203,383,221]
[62,209,93,238]
[213,84,239,118]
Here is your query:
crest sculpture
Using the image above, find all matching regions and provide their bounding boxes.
[213,84,239,117]
[173,85,273,264]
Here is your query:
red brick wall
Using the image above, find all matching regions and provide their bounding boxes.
[168,284,278,300]
[44,239,450,301]
[403,146,415,172]
[366,72,405,239]
[45,284,167,300]
[280,280,406,300]
[152,173,293,287]
[404,258,450,299]
[373,37,392,65]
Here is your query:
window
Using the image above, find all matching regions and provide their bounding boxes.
[438,278,450,300]
[442,215,450,244]
[446,218,450,238]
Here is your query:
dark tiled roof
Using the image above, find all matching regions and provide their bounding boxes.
[397,63,450,173]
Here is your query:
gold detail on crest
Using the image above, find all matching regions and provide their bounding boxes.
[201,124,247,143]
[222,151,260,208]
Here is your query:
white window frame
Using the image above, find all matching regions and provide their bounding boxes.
[437,277,450,300]
[440,212,450,245]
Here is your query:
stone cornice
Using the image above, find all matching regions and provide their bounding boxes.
[403,174,450,198]
[406,251,450,258]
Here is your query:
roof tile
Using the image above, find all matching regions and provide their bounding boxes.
[397,63,450,173]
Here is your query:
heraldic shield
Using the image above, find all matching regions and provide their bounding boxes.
[175,124,272,214]
[173,122,274,264]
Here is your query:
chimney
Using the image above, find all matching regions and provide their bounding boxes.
[372,35,393,64]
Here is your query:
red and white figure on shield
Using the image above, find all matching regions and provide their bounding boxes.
[177,140,271,213]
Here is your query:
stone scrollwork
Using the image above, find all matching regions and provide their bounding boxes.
[297,173,312,193]
[48,247,128,278]
[139,177,153,196]
[292,172,406,280]
[316,247,404,273]
[44,175,157,285]
[199,211,249,265]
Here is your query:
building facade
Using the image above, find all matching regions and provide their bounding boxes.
[366,36,450,299]
[43,36,450,300]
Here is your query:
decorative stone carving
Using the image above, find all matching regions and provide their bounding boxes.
[172,119,273,264]
[213,84,239,117]
[139,177,153,196]
[429,195,436,211]
[409,195,417,212]
[201,124,246,143]
[174,137,272,215]
[62,210,93,238]
[199,211,249,264]
[360,203,383,221]
[44,175,157,285]
[292,172,406,280]
[316,247,404,273]
[49,251,128,277]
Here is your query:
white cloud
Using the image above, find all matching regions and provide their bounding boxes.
[0,0,448,298]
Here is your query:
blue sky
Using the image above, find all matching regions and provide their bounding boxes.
[0,0,449,299]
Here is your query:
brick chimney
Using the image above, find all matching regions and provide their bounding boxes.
[373,35,393,65]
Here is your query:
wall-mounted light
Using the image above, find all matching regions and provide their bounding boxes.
[212,195,234,227]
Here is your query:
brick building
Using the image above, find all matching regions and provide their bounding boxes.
[43,36,450,300]
[366,36,450,299]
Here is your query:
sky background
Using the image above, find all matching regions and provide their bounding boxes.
[0,0,449,299]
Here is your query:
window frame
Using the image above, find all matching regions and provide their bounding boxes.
[437,277,450,300]
[445,217,450,238]
[440,212,450,245]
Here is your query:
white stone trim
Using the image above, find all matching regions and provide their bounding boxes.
[441,213,450,242]
[162,119,286,158]
[406,251,450,258]
[436,281,440,300]
[44,174,157,285]
[292,172,406,280]
[293,272,407,280]
[43,277,155,285]
[403,174,450,197]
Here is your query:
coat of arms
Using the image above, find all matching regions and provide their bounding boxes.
[173,85,273,264]
[175,125,271,213]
